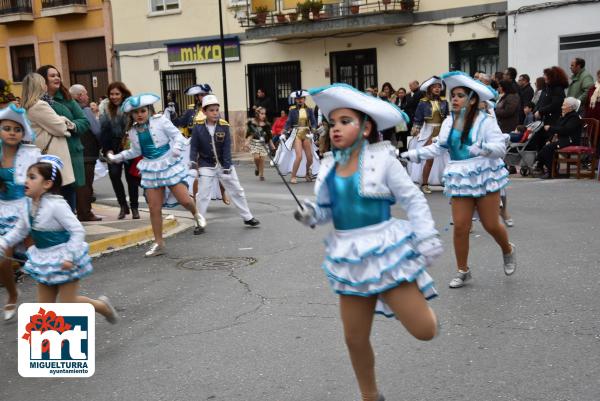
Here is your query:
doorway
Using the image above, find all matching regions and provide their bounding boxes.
[449,38,500,76]
[330,48,378,91]
[247,61,301,121]
[67,37,108,102]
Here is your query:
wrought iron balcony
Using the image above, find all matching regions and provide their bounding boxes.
[40,0,87,17]
[0,0,33,23]
[232,0,419,39]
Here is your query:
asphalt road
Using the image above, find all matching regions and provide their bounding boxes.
[1,163,599,401]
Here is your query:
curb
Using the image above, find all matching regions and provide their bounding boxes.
[88,217,178,257]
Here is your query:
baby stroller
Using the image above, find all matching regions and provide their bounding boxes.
[505,120,543,176]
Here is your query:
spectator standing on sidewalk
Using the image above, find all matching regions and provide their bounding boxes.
[567,58,594,108]
[37,65,90,212]
[69,84,102,222]
[517,74,534,123]
[584,69,600,121]
[99,82,140,220]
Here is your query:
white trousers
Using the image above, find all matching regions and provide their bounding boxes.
[197,166,253,221]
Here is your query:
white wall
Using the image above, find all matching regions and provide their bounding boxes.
[507,1,600,80]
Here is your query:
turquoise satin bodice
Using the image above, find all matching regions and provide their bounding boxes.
[0,167,24,201]
[447,128,474,161]
[327,171,391,230]
[137,129,170,159]
[31,229,71,249]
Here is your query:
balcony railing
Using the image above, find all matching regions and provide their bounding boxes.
[40,0,87,16]
[0,0,33,22]
[233,0,419,28]
[41,0,86,8]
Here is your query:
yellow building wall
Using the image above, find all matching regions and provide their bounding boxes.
[0,0,106,95]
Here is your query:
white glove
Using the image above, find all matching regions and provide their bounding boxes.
[400,151,409,159]
[107,152,123,164]
[280,134,287,141]
[293,201,317,227]
[417,237,443,266]
[306,133,314,140]
[166,104,176,114]
[468,144,490,157]
[400,150,419,163]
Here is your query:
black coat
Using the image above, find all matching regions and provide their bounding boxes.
[404,90,424,121]
[535,85,566,125]
[547,110,582,148]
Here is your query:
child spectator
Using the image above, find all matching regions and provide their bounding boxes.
[523,102,535,126]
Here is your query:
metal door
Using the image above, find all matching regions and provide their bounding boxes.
[247,61,301,120]
[330,48,378,91]
[160,69,197,114]
[449,39,499,76]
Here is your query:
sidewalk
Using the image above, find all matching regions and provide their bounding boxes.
[84,152,251,257]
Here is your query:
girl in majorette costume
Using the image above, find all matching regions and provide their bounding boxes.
[406,76,449,193]
[294,83,442,401]
[107,94,206,257]
[403,72,516,288]
[245,106,274,181]
[0,105,40,320]
[0,155,118,322]
[273,90,320,183]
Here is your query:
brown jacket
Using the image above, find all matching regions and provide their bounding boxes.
[26,99,75,185]
[495,93,521,133]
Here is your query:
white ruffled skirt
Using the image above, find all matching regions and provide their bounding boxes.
[407,124,448,186]
[138,150,188,190]
[272,130,320,177]
[0,197,26,236]
[443,156,509,198]
[23,243,93,286]
[322,218,437,318]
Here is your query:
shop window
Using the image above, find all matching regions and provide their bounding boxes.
[10,44,35,83]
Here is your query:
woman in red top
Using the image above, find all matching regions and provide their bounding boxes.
[271,109,288,146]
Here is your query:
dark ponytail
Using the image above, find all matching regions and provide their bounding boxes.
[453,88,480,144]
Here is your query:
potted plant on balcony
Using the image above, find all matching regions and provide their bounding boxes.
[400,0,415,11]
[297,1,311,21]
[254,5,269,25]
[276,12,287,23]
[350,1,360,14]
[310,0,323,20]
[288,11,298,21]
[382,0,392,5]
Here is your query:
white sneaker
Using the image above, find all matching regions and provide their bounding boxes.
[449,270,472,288]
[145,243,166,257]
[503,243,517,275]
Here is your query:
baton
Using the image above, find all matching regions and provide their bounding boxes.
[259,134,316,229]
[0,254,25,264]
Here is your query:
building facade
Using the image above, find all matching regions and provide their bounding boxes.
[507,0,600,82]
[112,0,508,149]
[0,0,114,100]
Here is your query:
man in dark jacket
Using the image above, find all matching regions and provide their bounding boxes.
[536,97,582,178]
[517,74,534,123]
[69,84,102,221]
[189,95,259,229]
[404,80,423,125]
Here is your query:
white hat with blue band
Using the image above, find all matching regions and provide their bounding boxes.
[185,84,212,96]
[0,103,35,142]
[420,76,444,92]
[440,71,497,102]
[309,83,410,130]
[121,93,161,113]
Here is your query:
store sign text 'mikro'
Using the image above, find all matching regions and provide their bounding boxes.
[167,37,241,65]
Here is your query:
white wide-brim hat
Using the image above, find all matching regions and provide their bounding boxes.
[420,76,444,92]
[441,71,497,102]
[121,93,161,113]
[0,103,35,142]
[201,94,220,109]
[290,90,309,99]
[185,84,212,96]
[309,83,409,130]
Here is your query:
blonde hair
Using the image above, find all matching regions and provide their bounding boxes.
[21,73,47,110]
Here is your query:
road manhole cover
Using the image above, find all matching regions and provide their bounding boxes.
[177,257,257,271]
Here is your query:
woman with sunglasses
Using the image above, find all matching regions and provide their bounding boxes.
[403,72,516,288]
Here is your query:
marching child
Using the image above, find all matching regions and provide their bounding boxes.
[189,95,260,229]
[294,84,442,401]
[0,155,118,323]
[402,72,516,289]
[107,94,206,256]
[0,105,40,320]
[245,106,274,181]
